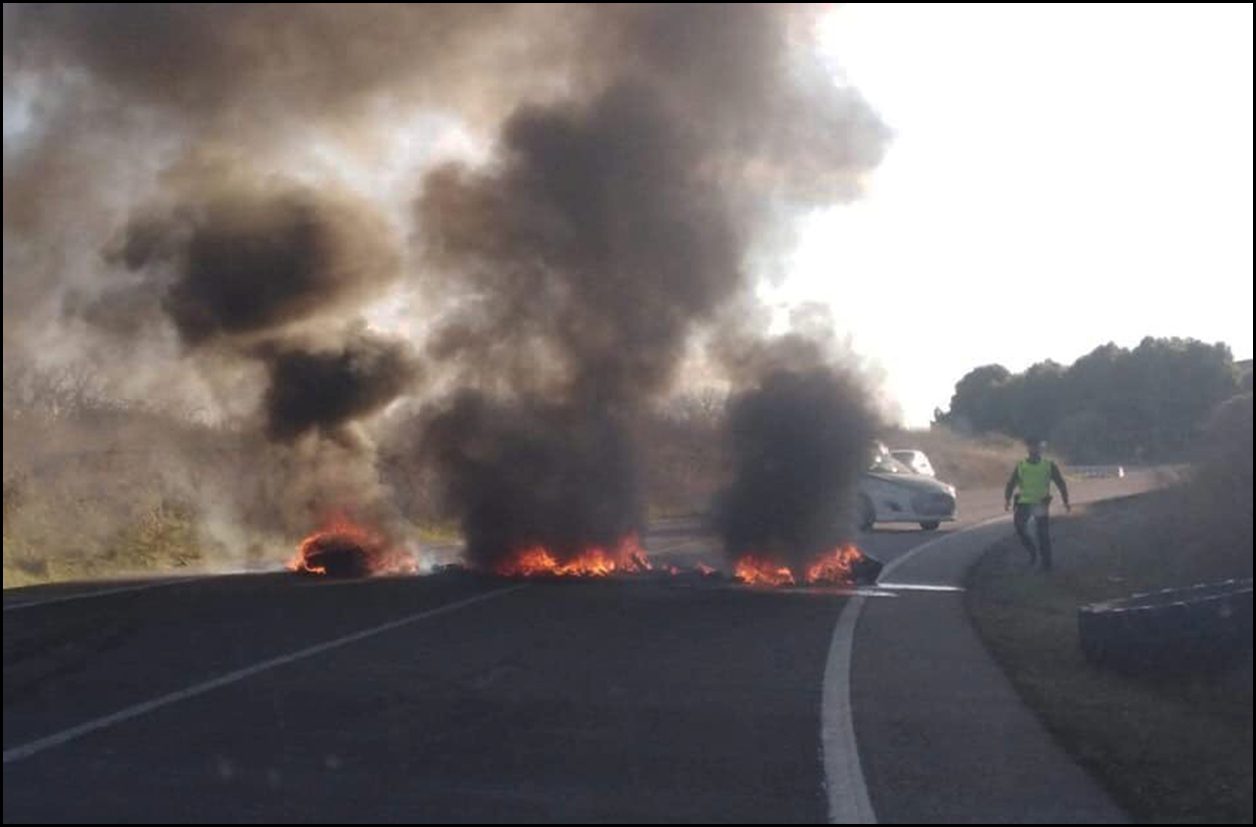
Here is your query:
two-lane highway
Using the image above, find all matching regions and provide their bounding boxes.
[4,472,1156,822]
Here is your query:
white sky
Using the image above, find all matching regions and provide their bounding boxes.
[779,3,1254,427]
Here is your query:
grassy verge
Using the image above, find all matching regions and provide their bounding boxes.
[966,492,1252,823]
[3,495,209,589]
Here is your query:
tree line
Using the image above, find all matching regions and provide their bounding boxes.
[935,337,1249,463]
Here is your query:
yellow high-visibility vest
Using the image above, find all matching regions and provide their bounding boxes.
[1016,459,1054,504]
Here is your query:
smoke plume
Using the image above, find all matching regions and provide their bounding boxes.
[5,4,890,568]
[263,330,420,443]
[410,6,888,565]
[421,392,642,569]
[115,179,403,349]
[716,364,880,575]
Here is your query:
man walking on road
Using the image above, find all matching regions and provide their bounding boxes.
[1004,437,1070,571]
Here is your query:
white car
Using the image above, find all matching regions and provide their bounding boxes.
[859,443,957,531]
[891,448,936,477]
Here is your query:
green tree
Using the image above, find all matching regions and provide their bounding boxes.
[939,337,1238,461]
[946,364,1011,434]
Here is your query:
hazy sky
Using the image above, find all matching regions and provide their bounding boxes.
[772,3,1253,427]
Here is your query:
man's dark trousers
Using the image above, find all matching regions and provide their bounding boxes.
[1013,502,1052,570]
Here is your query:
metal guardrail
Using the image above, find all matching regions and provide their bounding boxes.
[1078,578,1254,674]
[1067,465,1126,479]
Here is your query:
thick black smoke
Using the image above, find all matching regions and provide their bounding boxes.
[421,392,642,569]
[413,7,888,562]
[420,82,739,406]
[110,178,421,440]
[114,181,402,347]
[6,4,890,562]
[414,82,735,562]
[101,176,421,536]
[264,331,420,442]
[716,366,880,574]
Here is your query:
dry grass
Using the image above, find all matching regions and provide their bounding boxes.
[883,425,1024,489]
[2,411,271,588]
[3,477,210,588]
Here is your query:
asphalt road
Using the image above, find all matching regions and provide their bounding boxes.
[3,471,1157,823]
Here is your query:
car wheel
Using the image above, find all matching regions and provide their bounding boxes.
[859,496,875,531]
[919,521,940,531]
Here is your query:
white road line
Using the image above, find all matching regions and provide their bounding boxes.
[3,584,528,765]
[821,591,876,824]
[3,577,211,612]
[821,515,1009,824]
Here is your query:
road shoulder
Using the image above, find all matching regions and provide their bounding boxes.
[852,519,1129,823]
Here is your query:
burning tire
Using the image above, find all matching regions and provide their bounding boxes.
[736,545,883,587]
[299,534,374,578]
[849,552,884,585]
[1078,578,1253,675]
[288,516,415,578]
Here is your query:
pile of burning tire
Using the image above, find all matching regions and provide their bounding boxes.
[298,534,376,578]
[1078,578,1253,675]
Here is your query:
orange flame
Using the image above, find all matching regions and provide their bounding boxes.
[734,544,869,587]
[805,544,866,584]
[734,555,797,586]
[288,513,416,577]
[495,534,652,578]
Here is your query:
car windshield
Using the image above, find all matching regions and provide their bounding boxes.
[869,448,913,474]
